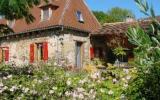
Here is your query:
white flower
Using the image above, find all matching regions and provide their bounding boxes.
[65,91,71,96]
[7,75,12,79]
[38,80,42,83]
[78,93,84,99]
[3,86,8,90]
[126,76,131,80]
[17,96,22,100]
[97,80,101,83]
[24,88,29,93]
[123,69,129,74]
[30,90,37,95]
[3,77,7,80]
[122,78,126,81]
[72,91,78,98]
[77,88,85,93]
[33,79,38,83]
[32,84,35,87]
[10,86,17,92]
[79,78,87,84]
[54,62,57,66]
[0,90,3,93]
[112,78,118,83]
[44,76,49,81]
[58,92,62,96]
[42,95,46,99]
[66,80,71,86]
[108,90,114,95]
[100,88,105,93]
[19,85,22,88]
[123,84,128,88]
[120,94,126,99]
[49,90,54,94]
[89,89,94,94]
[0,83,3,87]
[90,72,101,80]
[52,87,57,90]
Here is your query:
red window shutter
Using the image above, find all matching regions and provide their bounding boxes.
[90,47,94,59]
[43,42,48,61]
[5,47,9,61]
[30,44,34,63]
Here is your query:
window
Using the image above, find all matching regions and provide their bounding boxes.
[7,20,15,28]
[30,42,48,63]
[41,7,52,21]
[76,11,84,23]
[0,47,9,63]
[36,43,43,61]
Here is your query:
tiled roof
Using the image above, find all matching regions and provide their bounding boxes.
[0,0,101,35]
[92,17,160,36]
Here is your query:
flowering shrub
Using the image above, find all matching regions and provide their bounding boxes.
[0,63,136,99]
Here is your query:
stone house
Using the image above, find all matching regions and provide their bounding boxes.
[0,0,101,67]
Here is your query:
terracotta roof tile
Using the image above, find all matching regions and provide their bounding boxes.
[92,17,160,36]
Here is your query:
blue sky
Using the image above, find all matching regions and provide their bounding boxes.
[86,0,160,19]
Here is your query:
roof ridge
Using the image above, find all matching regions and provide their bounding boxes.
[58,0,71,25]
[103,21,138,26]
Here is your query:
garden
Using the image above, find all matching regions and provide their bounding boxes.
[0,62,136,99]
[1,0,160,99]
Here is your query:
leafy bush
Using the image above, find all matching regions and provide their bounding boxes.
[125,0,160,99]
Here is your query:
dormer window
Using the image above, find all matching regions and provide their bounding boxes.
[41,7,52,21]
[7,20,15,28]
[76,11,84,23]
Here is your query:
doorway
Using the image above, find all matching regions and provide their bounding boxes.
[75,42,83,68]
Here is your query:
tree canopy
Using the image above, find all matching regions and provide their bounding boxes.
[0,0,47,24]
[93,7,135,24]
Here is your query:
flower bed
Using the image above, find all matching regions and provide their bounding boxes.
[0,63,136,99]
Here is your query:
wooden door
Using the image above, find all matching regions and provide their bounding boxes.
[76,42,83,68]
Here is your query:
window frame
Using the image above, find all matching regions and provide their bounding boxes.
[41,7,52,21]
[76,11,84,23]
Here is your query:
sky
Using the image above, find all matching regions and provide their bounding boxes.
[86,0,160,19]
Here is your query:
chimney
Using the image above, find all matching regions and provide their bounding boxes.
[125,16,135,22]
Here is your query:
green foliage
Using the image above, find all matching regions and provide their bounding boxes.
[93,7,135,24]
[125,0,160,99]
[113,46,126,57]
[106,7,135,23]
[113,46,126,62]
[93,11,108,24]
[0,0,48,23]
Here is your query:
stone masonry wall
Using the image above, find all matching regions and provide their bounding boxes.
[0,30,90,67]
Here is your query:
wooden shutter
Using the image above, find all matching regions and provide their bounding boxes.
[5,47,9,61]
[43,42,48,61]
[0,48,2,63]
[90,47,94,59]
[30,44,35,63]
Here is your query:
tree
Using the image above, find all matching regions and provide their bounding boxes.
[105,7,135,23]
[93,7,135,24]
[93,11,107,24]
[0,0,47,24]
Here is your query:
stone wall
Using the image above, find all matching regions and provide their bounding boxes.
[0,29,90,67]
